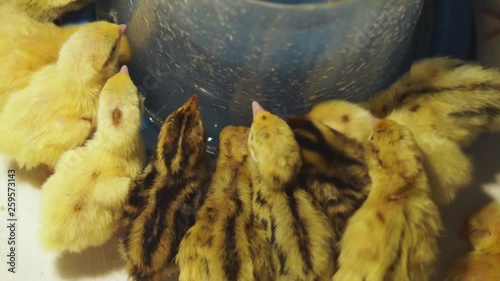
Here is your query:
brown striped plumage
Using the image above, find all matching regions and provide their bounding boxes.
[333,119,442,281]
[362,57,500,147]
[248,102,335,281]
[309,95,472,205]
[176,126,275,281]
[118,95,211,281]
[287,116,371,246]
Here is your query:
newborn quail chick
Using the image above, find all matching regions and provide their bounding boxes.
[308,98,471,205]
[39,66,145,252]
[249,101,335,281]
[0,21,126,171]
[0,4,133,110]
[119,95,211,281]
[286,115,371,252]
[177,126,275,281]
[333,119,442,281]
[363,57,500,146]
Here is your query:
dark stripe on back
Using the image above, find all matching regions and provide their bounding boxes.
[255,190,270,208]
[270,215,277,244]
[162,112,185,166]
[179,114,194,169]
[142,166,158,189]
[398,82,500,105]
[131,265,152,281]
[276,245,288,275]
[283,182,313,273]
[311,170,367,192]
[294,133,363,168]
[166,205,194,263]
[289,119,364,167]
[449,105,500,119]
[223,214,241,281]
[222,163,250,279]
[142,178,187,266]
[125,164,158,212]
[166,178,205,263]
[121,166,160,253]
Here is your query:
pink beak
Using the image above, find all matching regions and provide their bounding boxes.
[252,101,266,117]
[119,24,127,36]
[371,117,379,126]
[120,65,129,75]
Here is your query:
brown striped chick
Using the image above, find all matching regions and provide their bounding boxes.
[39,66,145,252]
[286,115,371,247]
[362,57,500,147]
[177,126,275,281]
[333,119,442,281]
[446,202,500,281]
[360,57,469,117]
[119,95,212,281]
[0,21,126,171]
[309,99,471,205]
[249,101,335,281]
[8,0,94,22]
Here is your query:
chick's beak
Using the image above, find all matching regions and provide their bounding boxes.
[119,24,127,36]
[120,65,129,75]
[252,101,266,117]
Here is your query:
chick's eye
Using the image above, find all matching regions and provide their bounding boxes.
[110,42,118,56]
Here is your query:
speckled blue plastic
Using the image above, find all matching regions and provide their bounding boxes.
[64,0,473,158]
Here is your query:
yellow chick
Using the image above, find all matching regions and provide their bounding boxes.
[308,99,471,205]
[0,4,132,111]
[8,0,94,22]
[248,101,335,281]
[119,95,212,281]
[446,202,500,281]
[307,99,373,144]
[0,21,126,171]
[333,119,442,281]
[363,57,500,147]
[39,65,145,252]
[177,126,275,281]
[286,115,371,248]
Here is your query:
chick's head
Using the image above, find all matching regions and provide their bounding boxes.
[308,100,373,144]
[248,101,302,184]
[58,21,127,81]
[366,119,423,181]
[466,202,500,254]
[97,65,142,135]
[157,95,205,173]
